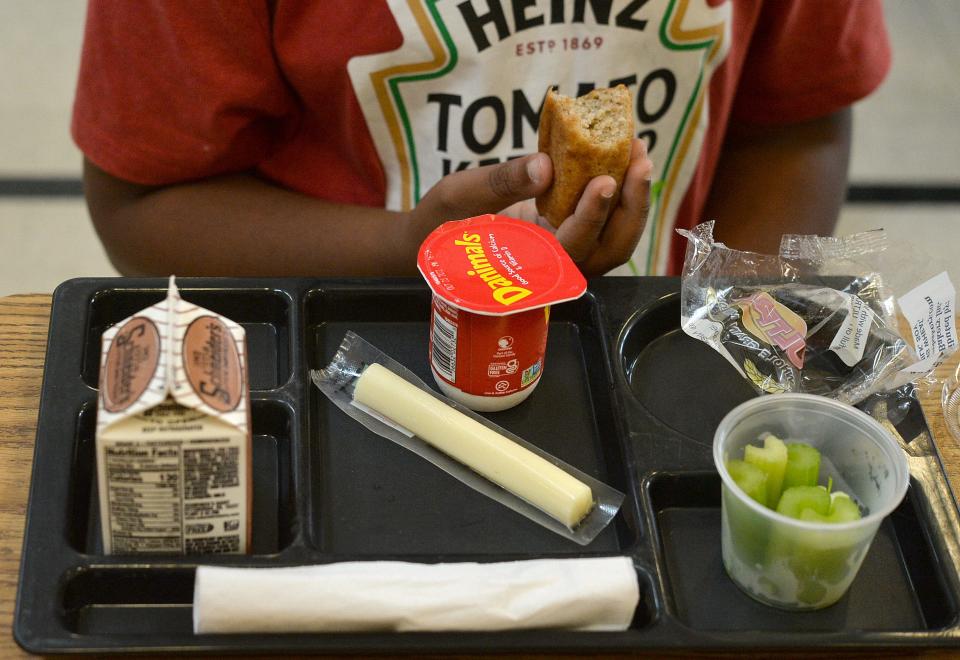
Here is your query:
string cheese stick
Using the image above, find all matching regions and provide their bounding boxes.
[354,363,594,527]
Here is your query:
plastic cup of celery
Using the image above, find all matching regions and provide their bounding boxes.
[714,393,909,610]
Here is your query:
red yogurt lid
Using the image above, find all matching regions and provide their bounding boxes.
[417,214,587,316]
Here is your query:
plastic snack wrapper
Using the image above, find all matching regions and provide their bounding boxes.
[678,222,958,406]
[310,331,624,546]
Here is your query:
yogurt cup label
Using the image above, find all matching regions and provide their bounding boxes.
[430,296,548,398]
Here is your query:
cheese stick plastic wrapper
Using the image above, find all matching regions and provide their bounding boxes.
[311,331,624,545]
[356,363,594,527]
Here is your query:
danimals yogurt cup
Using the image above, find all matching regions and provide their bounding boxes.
[417,215,587,412]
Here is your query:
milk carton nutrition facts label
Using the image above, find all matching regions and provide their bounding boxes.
[104,443,182,553]
[101,428,246,554]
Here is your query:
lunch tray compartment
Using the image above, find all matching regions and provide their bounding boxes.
[14,277,960,654]
[618,292,757,446]
[58,565,661,640]
[305,288,633,556]
[62,567,195,635]
[647,472,954,632]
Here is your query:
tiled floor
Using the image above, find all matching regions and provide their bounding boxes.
[0,0,957,297]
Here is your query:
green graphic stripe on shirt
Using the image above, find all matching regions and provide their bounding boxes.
[643,0,725,274]
[387,0,459,205]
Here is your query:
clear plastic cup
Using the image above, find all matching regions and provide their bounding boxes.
[714,393,910,610]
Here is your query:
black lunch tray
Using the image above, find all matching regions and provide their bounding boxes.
[14,277,960,654]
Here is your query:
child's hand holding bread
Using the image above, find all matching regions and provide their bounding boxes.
[408,84,651,277]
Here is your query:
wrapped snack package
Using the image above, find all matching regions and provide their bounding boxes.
[678,222,957,405]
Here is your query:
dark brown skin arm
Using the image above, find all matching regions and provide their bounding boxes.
[83,141,652,278]
[84,162,425,277]
[703,108,852,254]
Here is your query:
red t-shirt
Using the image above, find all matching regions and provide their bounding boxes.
[72,0,890,275]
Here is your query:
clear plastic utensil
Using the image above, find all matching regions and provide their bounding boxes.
[943,362,960,444]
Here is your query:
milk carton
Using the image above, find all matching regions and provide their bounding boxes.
[96,277,251,554]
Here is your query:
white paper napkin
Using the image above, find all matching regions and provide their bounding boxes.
[193,557,639,633]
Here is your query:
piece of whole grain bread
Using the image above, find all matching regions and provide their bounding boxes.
[536,85,634,228]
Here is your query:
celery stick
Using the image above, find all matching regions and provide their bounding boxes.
[783,442,821,491]
[722,482,770,568]
[744,434,788,508]
[829,493,863,521]
[798,491,862,524]
[796,576,828,606]
[776,485,831,520]
[726,459,768,507]
[789,491,865,591]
